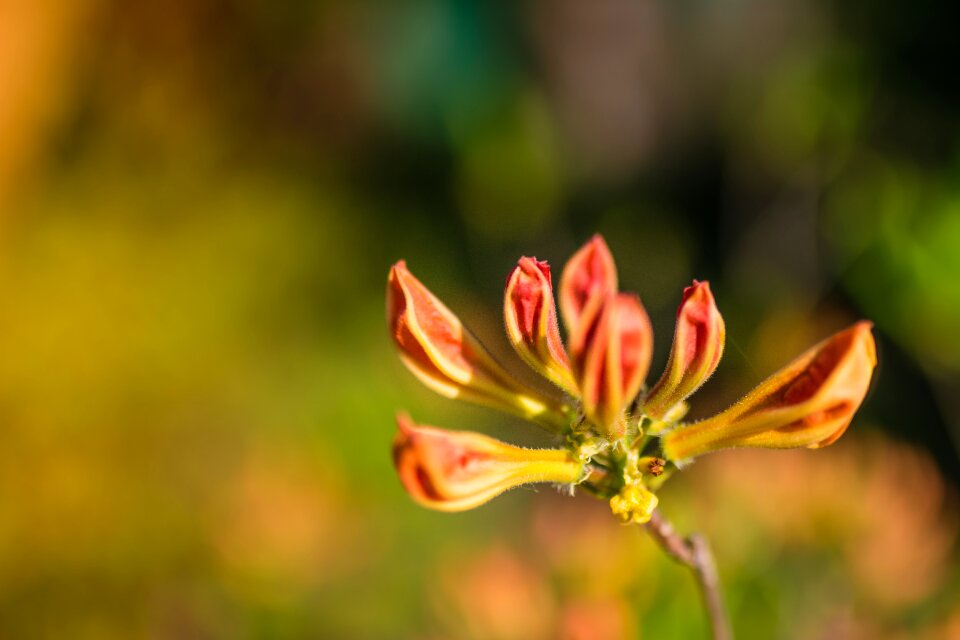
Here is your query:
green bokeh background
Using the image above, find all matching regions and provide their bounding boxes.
[1,1,958,638]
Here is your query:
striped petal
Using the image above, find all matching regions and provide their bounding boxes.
[644,281,725,419]
[388,261,567,431]
[392,414,584,512]
[573,293,653,437]
[505,257,578,394]
[560,235,618,351]
[662,322,876,461]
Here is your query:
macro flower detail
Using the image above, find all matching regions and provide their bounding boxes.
[644,280,724,420]
[505,257,578,395]
[388,260,568,431]
[661,321,876,462]
[388,235,877,525]
[573,292,653,437]
[393,414,584,512]
[559,235,618,354]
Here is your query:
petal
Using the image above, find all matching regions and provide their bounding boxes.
[559,235,618,348]
[388,261,568,430]
[644,281,725,419]
[662,322,877,461]
[504,257,578,394]
[392,414,584,512]
[574,293,653,437]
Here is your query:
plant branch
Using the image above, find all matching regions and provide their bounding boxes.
[645,510,732,640]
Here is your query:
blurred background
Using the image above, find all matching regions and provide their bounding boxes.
[1,0,958,638]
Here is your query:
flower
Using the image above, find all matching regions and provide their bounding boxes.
[643,281,724,420]
[661,321,877,461]
[571,292,652,437]
[388,235,877,522]
[559,235,618,344]
[388,260,568,431]
[505,257,578,395]
[392,414,584,512]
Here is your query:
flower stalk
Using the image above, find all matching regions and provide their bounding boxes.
[646,511,732,640]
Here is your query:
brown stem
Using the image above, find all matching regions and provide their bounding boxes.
[645,510,732,640]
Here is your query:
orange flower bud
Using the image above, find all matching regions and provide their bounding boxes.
[559,235,618,349]
[573,293,653,437]
[504,257,578,394]
[388,261,567,430]
[644,281,725,419]
[662,322,877,461]
[392,414,585,512]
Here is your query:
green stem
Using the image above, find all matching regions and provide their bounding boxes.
[644,510,732,640]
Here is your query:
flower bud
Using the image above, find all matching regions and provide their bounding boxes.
[388,262,567,430]
[662,322,876,461]
[392,414,585,512]
[559,235,618,347]
[644,281,725,419]
[609,482,659,524]
[573,293,653,437]
[504,257,578,394]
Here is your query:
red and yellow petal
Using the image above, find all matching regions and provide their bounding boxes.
[392,414,584,512]
[505,257,578,394]
[388,261,567,430]
[644,281,725,419]
[662,322,876,461]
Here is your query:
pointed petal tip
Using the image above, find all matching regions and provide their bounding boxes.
[389,259,408,276]
[516,256,552,280]
[853,319,874,337]
[589,233,609,248]
[586,235,614,264]
[395,411,414,433]
[387,261,410,305]
[853,320,877,366]
[681,279,713,301]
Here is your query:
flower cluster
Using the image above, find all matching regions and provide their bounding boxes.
[388,235,876,523]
